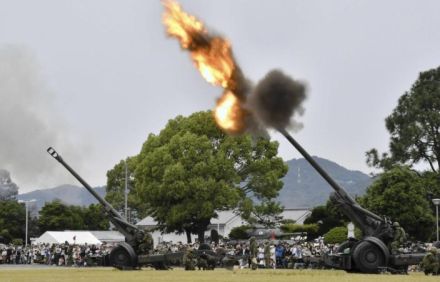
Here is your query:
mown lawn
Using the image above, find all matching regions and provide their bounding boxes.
[0,268,437,282]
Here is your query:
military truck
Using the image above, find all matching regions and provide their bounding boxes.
[278,128,426,274]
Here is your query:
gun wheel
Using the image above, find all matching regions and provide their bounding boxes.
[353,241,385,273]
[110,243,138,269]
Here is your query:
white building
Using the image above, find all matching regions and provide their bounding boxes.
[136,208,311,245]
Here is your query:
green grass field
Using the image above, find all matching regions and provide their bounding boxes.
[0,268,437,282]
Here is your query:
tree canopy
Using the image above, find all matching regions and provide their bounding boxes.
[0,200,25,243]
[303,200,349,239]
[109,111,287,243]
[359,166,434,241]
[366,66,440,172]
[38,200,109,233]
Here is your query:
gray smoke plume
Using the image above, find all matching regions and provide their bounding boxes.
[249,69,307,130]
[0,169,18,200]
[0,45,85,192]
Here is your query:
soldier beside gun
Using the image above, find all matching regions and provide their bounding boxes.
[390,222,407,255]
[420,247,439,275]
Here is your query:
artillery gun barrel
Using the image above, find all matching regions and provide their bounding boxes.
[47,147,125,222]
[277,128,383,222]
[277,128,355,203]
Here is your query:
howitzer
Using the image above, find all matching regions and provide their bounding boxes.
[278,129,426,273]
[47,147,153,269]
[47,147,232,270]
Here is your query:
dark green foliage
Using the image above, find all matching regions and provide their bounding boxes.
[0,200,25,243]
[11,238,23,246]
[121,111,287,243]
[323,226,362,244]
[359,166,435,241]
[83,203,110,230]
[229,225,252,240]
[38,200,84,232]
[366,66,440,172]
[38,200,109,233]
[280,223,319,238]
[303,200,349,239]
[422,171,440,200]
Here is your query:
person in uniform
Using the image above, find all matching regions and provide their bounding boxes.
[249,237,258,270]
[420,247,439,275]
[197,251,209,270]
[264,242,271,268]
[183,246,196,270]
[390,222,406,254]
[137,233,154,255]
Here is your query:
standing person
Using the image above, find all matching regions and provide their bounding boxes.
[270,244,276,269]
[249,237,258,270]
[183,245,196,270]
[15,247,21,264]
[264,242,271,268]
[275,243,285,268]
[6,246,12,264]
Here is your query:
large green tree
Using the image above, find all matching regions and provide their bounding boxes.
[359,166,434,241]
[128,111,287,243]
[0,200,25,243]
[366,66,440,172]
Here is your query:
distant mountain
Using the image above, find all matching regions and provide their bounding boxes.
[17,185,106,212]
[18,156,372,212]
[277,157,372,208]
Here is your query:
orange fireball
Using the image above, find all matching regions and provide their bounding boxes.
[214,91,247,134]
[163,0,245,133]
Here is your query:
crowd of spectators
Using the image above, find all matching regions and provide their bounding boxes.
[0,242,113,266]
[150,237,329,269]
[0,237,434,271]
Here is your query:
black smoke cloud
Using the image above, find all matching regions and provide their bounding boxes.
[249,69,307,130]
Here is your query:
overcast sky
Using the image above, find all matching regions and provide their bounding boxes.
[1,0,439,193]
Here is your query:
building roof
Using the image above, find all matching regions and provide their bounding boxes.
[89,231,125,242]
[281,208,312,224]
[136,216,156,226]
[34,231,101,245]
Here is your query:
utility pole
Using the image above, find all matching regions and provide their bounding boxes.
[433,198,440,242]
[124,158,128,221]
[18,199,36,248]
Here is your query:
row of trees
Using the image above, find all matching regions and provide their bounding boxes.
[0,199,109,244]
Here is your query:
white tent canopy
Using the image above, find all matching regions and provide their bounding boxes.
[34,231,102,245]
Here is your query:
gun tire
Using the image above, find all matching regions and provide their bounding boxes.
[353,240,385,273]
[110,242,138,269]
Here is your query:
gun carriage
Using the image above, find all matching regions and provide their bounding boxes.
[47,147,224,270]
[278,128,425,273]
